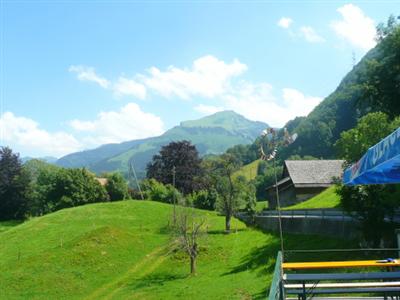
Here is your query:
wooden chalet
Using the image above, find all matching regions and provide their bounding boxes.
[266,160,344,209]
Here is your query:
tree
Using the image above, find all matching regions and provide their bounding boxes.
[146,141,203,194]
[337,184,398,247]
[254,164,283,201]
[23,159,60,216]
[335,112,400,246]
[174,207,206,275]
[104,173,130,201]
[0,147,31,220]
[48,168,109,210]
[190,189,218,211]
[239,178,257,220]
[335,112,400,163]
[357,17,400,117]
[141,178,181,204]
[211,154,242,233]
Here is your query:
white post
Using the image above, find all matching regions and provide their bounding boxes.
[396,229,400,258]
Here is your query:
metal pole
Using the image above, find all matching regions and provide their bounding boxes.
[274,155,285,260]
[172,165,176,226]
[130,159,144,200]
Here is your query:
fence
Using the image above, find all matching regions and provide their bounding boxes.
[268,251,284,300]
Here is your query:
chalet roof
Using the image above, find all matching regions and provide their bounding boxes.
[96,178,108,186]
[284,160,345,187]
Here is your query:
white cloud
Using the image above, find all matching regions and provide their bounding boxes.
[69,66,147,100]
[194,104,224,115]
[142,55,247,99]
[69,65,110,88]
[0,112,82,157]
[282,88,322,117]
[141,55,321,127]
[278,17,293,29]
[70,56,246,101]
[219,83,322,127]
[69,103,164,146]
[331,4,376,50]
[299,26,325,43]
[69,55,322,129]
[113,77,147,99]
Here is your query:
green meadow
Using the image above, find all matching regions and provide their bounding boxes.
[283,186,341,210]
[1,201,350,299]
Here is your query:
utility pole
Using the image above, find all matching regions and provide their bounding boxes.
[129,159,144,200]
[172,165,176,226]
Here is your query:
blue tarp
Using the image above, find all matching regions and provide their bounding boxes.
[343,127,400,185]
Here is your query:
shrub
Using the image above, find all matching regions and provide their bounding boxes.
[190,189,218,210]
[105,173,130,201]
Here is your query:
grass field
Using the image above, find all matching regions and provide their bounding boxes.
[283,186,341,210]
[233,159,261,181]
[256,201,268,212]
[0,200,351,299]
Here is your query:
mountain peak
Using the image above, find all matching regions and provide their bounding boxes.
[180,110,267,130]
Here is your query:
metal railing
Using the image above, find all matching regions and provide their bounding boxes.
[268,251,284,300]
[259,209,400,223]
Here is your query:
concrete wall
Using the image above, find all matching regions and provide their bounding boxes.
[239,214,360,240]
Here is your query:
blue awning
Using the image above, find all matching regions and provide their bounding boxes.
[343,127,400,185]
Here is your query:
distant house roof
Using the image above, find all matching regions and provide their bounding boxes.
[284,160,345,187]
[96,178,108,186]
[267,160,345,191]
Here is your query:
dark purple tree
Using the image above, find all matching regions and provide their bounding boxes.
[146,140,202,194]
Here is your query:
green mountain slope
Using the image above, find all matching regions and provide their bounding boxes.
[0,201,352,299]
[279,44,385,159]
[57,111,268,178]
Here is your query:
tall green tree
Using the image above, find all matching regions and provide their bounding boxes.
[211,154,243,233]
[48,168,109,210]
[23,159,60,216]
[146,140,202,194]
[0,147,31,220]
[335,112,400,246]
[335,112,400,163]
[104,173,130,201]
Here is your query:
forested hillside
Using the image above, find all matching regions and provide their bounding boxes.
[224,18,400,164]
[281,18,399,159]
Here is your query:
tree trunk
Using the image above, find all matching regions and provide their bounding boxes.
[190,256,196,274]
[225,214,231,233]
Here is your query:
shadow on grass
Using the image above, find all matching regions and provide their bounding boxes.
[125,272,187,291]
[0,220,23,233]
[252,289,269,300]
[223,240,280,277]
[158,225,174,235]
[206,228,247,235]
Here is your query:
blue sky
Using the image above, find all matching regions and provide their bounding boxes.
[1,1,398,157]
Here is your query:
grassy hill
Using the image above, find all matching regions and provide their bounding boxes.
[0,201,351,299]
[283,186,341,210]
[233,159,261,181]
[56,111,268,178]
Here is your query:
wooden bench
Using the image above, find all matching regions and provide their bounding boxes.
[283,259,400,270]
[283,271,400,299]
[286,287,400,296]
